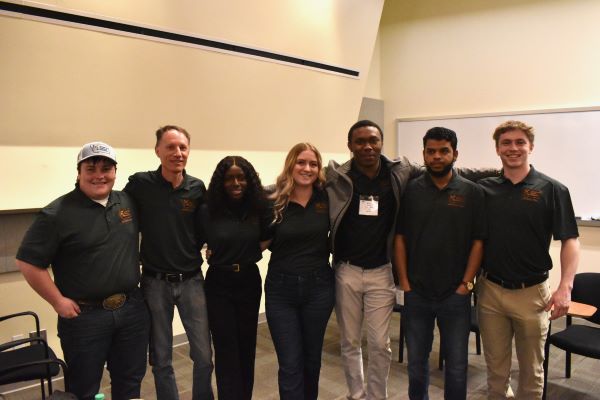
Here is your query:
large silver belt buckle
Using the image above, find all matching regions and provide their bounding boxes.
[102,293,126,310]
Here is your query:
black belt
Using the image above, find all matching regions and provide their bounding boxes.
[211,263,255,272]
[143,269,200,282]
[76,289,136,310]
[482,270,548,290]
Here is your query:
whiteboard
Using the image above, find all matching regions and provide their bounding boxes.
[396,108,600,219]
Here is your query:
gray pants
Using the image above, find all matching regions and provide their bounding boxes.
[335,262,396,400]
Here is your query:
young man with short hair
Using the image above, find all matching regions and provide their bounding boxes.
[478,120,580,399]
[16,142,149,400]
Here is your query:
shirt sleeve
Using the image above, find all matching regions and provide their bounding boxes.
[261,200,276,241]
[395,192,408,235]
[552,183,579,240]
[195,203,208,249]
[16,210,60,269]
[471,185,488,240]
[122,174,138,200]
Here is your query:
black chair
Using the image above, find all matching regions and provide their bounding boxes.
[0,311,67,400]
[542,273,600,400]
[394,303,406,363]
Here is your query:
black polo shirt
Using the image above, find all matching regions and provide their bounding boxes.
[334,158,395,268]
[397,172,486,300]
[479,166,579,282]
[267,189,330,276]
[124,166,206,274]
[16,188,140,300]
[199,203,270,266]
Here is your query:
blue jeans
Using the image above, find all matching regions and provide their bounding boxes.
[57,288,150,400]
[142,273,214,400]
[265,268,335,400]
[404,291,470,400]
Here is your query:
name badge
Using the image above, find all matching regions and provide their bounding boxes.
[359,195,379,216]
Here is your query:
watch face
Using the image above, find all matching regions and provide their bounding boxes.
[465,282,474,291]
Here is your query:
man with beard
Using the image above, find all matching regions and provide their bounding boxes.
[394,127,486,400]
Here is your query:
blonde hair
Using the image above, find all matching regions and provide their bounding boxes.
[271,143,326,224]
[493,120,535,145]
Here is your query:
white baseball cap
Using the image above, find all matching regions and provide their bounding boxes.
[77,142,117,164]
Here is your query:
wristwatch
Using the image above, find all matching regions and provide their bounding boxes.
[462,281,474,292]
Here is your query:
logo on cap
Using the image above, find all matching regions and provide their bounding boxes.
[77,141,117,164]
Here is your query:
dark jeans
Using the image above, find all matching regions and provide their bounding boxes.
[265,267,335,400]
[57,287,150,400]
[404,291,471,400]
[141,273,214,400]
[205,264,262,400]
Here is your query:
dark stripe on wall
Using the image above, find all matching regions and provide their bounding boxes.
[0,1,359,77]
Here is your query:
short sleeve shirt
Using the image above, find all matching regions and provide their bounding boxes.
[479,166,579,281]
[200,202,270,266]
[124,166,206,273]
[397,172,486,300]
[16,188,140,300]
[267,189,330,275]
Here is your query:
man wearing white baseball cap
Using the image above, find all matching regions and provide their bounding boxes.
[16,141,150,400]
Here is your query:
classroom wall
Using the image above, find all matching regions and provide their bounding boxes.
[0,0,384,354]
[374,0,600,288]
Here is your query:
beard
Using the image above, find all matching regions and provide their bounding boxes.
[426,161,454,177]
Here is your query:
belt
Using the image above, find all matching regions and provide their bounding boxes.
[76,291,132,311]
[143,269,200,282]
[211,263,255,272]
[482,270,548,290]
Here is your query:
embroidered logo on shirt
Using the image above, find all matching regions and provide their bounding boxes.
[447,194,466,208]
[522,188,542,202]
[181,198,197,212]
[315,201,328,213]
[118,208,133,223]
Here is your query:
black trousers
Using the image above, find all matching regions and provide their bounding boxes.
[205,264,262,400]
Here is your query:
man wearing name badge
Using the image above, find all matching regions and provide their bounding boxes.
[124,125,213,400]
[326,120,425,400]
[394,127,485,400]
[477,120,580,399]
[16,142,150,400]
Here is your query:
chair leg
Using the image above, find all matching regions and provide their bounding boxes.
[399,314,405,363]
[566,351,571,378]
[438,338,444,371]
[40,377,46,400]
[542,321,552,400]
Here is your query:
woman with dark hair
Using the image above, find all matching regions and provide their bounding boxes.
[264,143,335,400]
[201,155,269,400]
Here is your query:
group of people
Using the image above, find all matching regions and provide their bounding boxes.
[15,119,579,400]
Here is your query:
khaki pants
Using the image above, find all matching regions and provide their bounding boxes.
[477,276,551,400]
[335,262,396,400]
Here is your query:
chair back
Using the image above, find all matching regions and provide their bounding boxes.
[572,272,600,325]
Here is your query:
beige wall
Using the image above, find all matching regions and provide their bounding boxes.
[0,0,383,353]
[379,0,600,154]
[374,0,600,287]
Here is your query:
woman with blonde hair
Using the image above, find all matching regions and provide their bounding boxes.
[263,142,335,400]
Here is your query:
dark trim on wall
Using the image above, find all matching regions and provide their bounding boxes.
[0,1,360,77]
